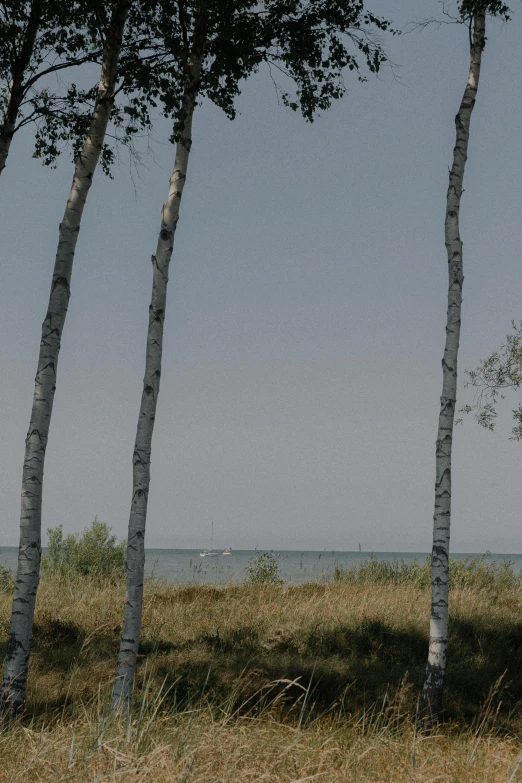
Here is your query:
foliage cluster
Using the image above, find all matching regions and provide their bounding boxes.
[245,551,284,584]
[461,321,522,438]
[41,518,126,584]
[0,0,148,173]
[1,0,395,174]
[458,1,511,21]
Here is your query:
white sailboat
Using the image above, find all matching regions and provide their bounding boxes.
[200,522,220,557]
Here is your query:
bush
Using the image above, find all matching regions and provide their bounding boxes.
[42,517,126,583]
[245,551,283,585]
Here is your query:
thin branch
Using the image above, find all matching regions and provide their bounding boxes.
[21,51,104,94]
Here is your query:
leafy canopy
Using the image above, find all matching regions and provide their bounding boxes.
[22,1,181,175]
[458,1,511,20]
[1,1,107,164]
[0,1,178,173]
[122,0,394,143]
[2,1,394,172]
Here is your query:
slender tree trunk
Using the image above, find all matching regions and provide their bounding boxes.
[111,6,208,713]
[420,10,486,723]
[0,0,42,177]
[0,0,131,716]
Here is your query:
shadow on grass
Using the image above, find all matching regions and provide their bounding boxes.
[1,598,522,726]
[148,615,522,724]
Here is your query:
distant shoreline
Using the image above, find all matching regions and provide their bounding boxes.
[0,547,520,555]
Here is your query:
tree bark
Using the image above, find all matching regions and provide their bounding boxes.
[420,10,486,723]
[111,4,208,713]
[0,0,42,177]
[0,0,131,716]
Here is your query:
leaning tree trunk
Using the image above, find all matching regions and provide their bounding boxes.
[0,0,131,716]
[0,0,42,178]
[420,10,486,723]
[111,20,207,713]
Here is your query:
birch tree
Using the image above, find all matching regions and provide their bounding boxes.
[112,0,394,712]
[0,0,209,715]
[420,0,511,723]
[0,0,133,717]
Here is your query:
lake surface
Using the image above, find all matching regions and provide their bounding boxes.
[1,548,522,585]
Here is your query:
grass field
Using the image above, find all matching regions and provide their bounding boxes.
[1,561,522,781]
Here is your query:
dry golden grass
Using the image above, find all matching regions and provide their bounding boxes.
[3,705,522,782]
[0,576,521,781]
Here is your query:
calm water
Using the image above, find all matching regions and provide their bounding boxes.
[1,548,522,585]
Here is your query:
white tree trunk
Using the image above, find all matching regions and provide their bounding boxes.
[0,0,131,715]
[0,0,42,177]
[111,22,207,712]
[420,10,486,721]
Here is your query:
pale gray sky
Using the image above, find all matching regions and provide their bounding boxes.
[1,1,522,551]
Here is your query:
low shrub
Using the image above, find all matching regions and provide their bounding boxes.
[245,551,284,585]
[41,517,126,583]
